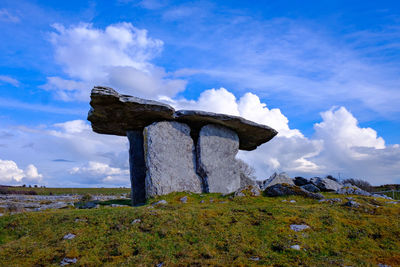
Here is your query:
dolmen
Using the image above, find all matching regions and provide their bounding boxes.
[88,86,278,205]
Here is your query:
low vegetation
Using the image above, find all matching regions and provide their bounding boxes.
[0,186,130,196]
[1,192,399,266]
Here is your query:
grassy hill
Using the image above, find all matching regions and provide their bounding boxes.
[1,192,399,266]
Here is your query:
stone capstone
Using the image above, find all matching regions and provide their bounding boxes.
[88,86,277,151]
[144,121,202,197]
[88,86,175,136]
[197,124,240,194]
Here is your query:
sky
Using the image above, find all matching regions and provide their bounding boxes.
[1,0,400,187]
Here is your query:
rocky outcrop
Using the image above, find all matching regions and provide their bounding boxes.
[264,184,324,199]
[310,177,343,192]
[294,177,309,186]
[144,121,202,197]
[234,185,261,197]
[197,124,240,194]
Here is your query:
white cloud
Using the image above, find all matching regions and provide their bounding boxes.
[0,75,20,87]
[71,161,129,184]
[0,159,42,185]
[43,22,186,101]
[0,9,20,23]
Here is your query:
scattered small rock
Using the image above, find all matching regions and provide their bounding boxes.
[290,224,310,232]
[249,256,260,261]
[372,194,392,200]
[131,219,141,224]
[180,196,188,203]
[63,233,76,240]
[281,199,287,202]
[200,200,205,203]
[343,201,360,208]
[289,200,296,203]
[290,245,301,250]
[387,201,399,204]
[209,198,214,203]
[234,185,261,197]
[378,264,392,267]
[74,218,87,223]
[219,201,227,204]
[60,257,77,266]
[152,200,167,206]
[346,197,354,200]
[156,263,163,267]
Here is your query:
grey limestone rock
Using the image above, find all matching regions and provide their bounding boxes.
[144,121,202,197]
[234,185,261,197]
[63,233,76,240]
[301,183,321,193]
[197,124,240,194]
[294,176,309,186]
[263,172,295,188]
[343,200,361,208]
[310,177,343,192]
[290,224,310,232]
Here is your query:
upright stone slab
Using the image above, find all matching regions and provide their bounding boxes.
[143,121,202,197]
[197,124,240,194]
[127,131,146,205]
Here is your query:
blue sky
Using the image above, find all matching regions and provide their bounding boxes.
[1,0,400,186]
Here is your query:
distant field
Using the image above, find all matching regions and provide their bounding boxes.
[1,192,399,266]
[0,186,131,195]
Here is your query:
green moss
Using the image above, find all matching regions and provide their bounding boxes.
[0,192,399,266]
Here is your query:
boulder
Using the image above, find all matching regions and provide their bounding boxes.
[310,177,342,192]
[263,172,295,189]
[294,176,309,186]
[144,121,202,197]
[197,124,240,194]
[290,224,310,232]
[264,183,324,199]
[343,200,360,208]
[336,184,371,196]
[301,183,321,193]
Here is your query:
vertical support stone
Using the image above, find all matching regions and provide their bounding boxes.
[127,131,146,205]
[197,124,240,194]
[143,121,202,197]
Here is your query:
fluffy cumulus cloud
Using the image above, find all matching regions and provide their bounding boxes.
[0,160,42,185]
[167,87,400,184]
[71,161,129,185]
[42,23,186,101]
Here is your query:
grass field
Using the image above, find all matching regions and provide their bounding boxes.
[1,192,399,266]
[0,186,131,195]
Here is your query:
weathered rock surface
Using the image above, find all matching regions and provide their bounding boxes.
[290,224,310,232]
[263,172,295,189]
[240,173,258,188]
[175,110,277,151]
[144,121,202,197]
[264,184,324,199]
[310,177,343,192]
[301,183,321,193]
[197,124,240,194]
[127,130,146,205]
[294,177,309,186]
[88,86,175,136]
[343,200,361,208]
[88,87,277,151]
[336,184,371,196]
